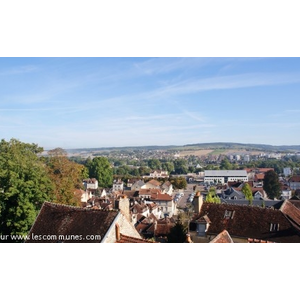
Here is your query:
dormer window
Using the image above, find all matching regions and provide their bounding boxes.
[270,223,280,232]
[224,210,235,219]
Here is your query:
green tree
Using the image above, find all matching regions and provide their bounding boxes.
[220,158,232,170]
[263,170,281,200]
[88,157,113,188]
[162,162,175,174]
[206,187,221,204]
[167,223,187,243]
[174,159,189,174]
[242,183,254,205]
[0,139,54,240]
[148,159,161,170]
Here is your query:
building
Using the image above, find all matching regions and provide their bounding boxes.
[83,178,98,190]
[204,170,248,185]
[27,202,142,243]
[189,198,300,243]
[112,179,124,192]
[289,176,300,190]
[284,168,292,177]
[149,170,169,178]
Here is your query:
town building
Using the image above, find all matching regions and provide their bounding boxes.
[204,170,248,185]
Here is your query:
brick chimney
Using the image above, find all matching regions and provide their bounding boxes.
[194,192,203,214]
[115,223,121,241]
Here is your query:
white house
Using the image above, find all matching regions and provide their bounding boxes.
[83,178,98,190]
[161,181,173,196]
[113,179,124,192]
[149,170,169,178]
[284,168,292,177]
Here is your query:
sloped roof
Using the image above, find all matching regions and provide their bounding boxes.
[27,202,119,243]
[280,200,300,229]
[210,230,234,243]
[191,203,300,243]
[146,179,162,186]
[116,234,155,243]
[289,176,300,183]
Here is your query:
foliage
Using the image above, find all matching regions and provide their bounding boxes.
[173,159,189,174]
[263,170,281,200]
[167,223,187,243]
[206,187,221,204]
[148,159,161,170]
[241,183,254,205]
[46,148,85,206]
[0,139,54,240]
[88,157,113,188]
[220,158,233,170]
[170,176,187,190]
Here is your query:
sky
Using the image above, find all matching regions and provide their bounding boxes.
[1,57,300,149]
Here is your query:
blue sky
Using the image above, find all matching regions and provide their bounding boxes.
[1,57,300,149]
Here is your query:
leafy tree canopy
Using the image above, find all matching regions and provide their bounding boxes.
[0,139,54,239]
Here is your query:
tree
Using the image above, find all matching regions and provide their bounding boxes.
[206,187,221,204]
[148,159,161,170]
[88,157,113,188]
[263,170,281,200]
[46,148,85,206]
[0,139,54,240]
[167,223,187,243]
[174,159,189,174]
[170,176,187,190]
[162,162,175,174]
[242,183,254,205]
[220,158,233,170]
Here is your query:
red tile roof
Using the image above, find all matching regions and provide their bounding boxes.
[210,230,234,243]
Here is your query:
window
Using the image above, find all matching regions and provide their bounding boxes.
[224,210,235,219]
[270,223,280,232]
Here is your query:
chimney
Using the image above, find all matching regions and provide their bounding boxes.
[194,192,203,214]
[115,223,121,241]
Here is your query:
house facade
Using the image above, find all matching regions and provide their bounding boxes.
[149,170,169,178]
[83,178,98,190]
[289,176,300,190]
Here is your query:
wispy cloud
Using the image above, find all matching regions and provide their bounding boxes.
[0,65,39,76]
[146,72,300,99]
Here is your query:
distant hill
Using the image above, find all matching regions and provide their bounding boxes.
[65,142,300,154]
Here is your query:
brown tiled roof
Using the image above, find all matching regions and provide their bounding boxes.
[191,203,300,243]
[255,174,265,181]
[139,188,161,196]
[280,200,300,229]
[116,234,155,243]
[147,179,161,186]
[289,176,300,183]
[210,230,234,243]
[27,202,119,243]
[152,193,173,201]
